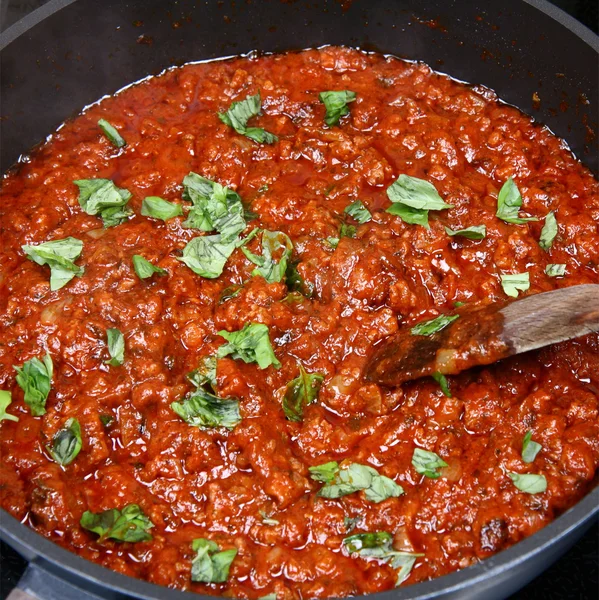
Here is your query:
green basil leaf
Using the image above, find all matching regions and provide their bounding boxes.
[319,90,357,126]
[412,448,448,479]
[344,200,371,224]
[191,538,237,583]
[22,237,84,291]
[98,119,126,148]
[339,223,356,239]
[521,430,542,464]
[242,230,293,284]
[258,594,277,600]
[0,391,18,422]
[411,314,459,336]
[386,202,430,228]
[500,272,530,298]
[132,255,167,280]
[387,175,453,224]
[363,475,404,504]
[285,261,313,297]
[444,225,486,240]
[539,211,558,251]
[343,532,393,554]
[14,354,53,416]
[218,92,278,144]
[178,235,239,279]
[432,372,451,397]
[80,504,154,542]
[48,417,82,466]
[509,472,547,494]
[545,263,566,277]
[105,328,125,366]
[187,356,218,390]
[326,237,340,249]
[496,178,538,224]
[141,196,183,221]
[74,179,133,227]
[308,461,340,483]
[217,323,281,369]
[344,516,361,533]
[282,364,324,422]
[171,387,241,430]
[393,554,421,587]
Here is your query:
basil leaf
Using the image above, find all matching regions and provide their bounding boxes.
[74,179,133,227]
[344,516,361,533]
[393,554,421,587]
[141,196,183,221]
[105,328,125,366]
[285,261,313,297]
[14,354,53,416]
[545,263,566,277]
[217,323,281,369]
[411,314,459,336]
[445,225,486,240]
[412,448,448,479]
[178,234,239,279]
[258,594,277,600]
[48,417,82,466]
[539,211,558,251]
[344,200,371,224]
[386,202,430,228]
[171,387,241,430]
[432,372,451,397]
[521,430,542,463]
[319,90,356,126]
[282,364,323,422]
[339,223,356,238]
[363,475,404,504]
[188,356,218,390]
[218,92,278,144]
[343,532,393,553]
[242,230,293,284]
[500,272,530,298]
[496,178,538,224]
[98,119,126,148]
[509,472,547,494]
[22,237,84,291]
[308,461,340,483]
[191,538,237,583]
[132,255,166,280]
[80,504,153,542]
[326,237,340,249]
[0,391,18,422]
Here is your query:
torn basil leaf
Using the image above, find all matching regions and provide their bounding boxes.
[0,391,18,423]
[171,387,241,430]
[98,118,126,148]
[308,461,340,483]
[74,179,133,227]
[48,417,82,466]
[188,356,218,390]
[501,272,530,298]
[217,323,281,369]
[444,225,486,240]
[285,261,313,297]
[178,234,239,279]
[495,178,538,224]
[242,230,293,284]
[319,90,357,126]
[132,255,166,280]
[339,223,356,239]
[282,364,323,422]
[326,237,340,249]
[14,354,53,417]
[191,538,237,584]
[539,211,558,251]
[344,200,371,224]
[105,328,125,366]
[412,448,448,479]
[141,196,183,221]
[80,504,154,542]
[411,314,459,336]
[432,372,451,397]
[22,237,84,291]
[545,263,566,277]
[219,92,278,144]
[521,430,542,464]
[509,472,547,494]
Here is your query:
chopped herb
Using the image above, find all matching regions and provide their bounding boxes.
[509,472,547,494]
[22,237,84,291]
[495,178,538,224]
[344,516,361,532]
[454,301,466,308]
[412,448,448,479]
[521,430,542,463]
[178,234,239,279]
[48,418,82,466]
[411,314,459,336]
[344,531,393,553]
[285,261,313,297]
[282,364,323,422]
[242,230,293,284]
[171,387,241,430]
[187,356,217,390]
[258,594,277,600]
[444,225,486,240]
[98,118,126,148]
[99,414,113,427]
[545,263,566,277]
[308,461,340,483]
[14,354,53,416]
[191,538,237,583]
[344,200,372,224]
[132,255,166,279]
[386,203,430,228]
[74,179,133,227]
[0,391,18,423]
[80,504,154,542]
[501,272,530,298]
[319,90,357,126]
[105,328,125,366]
[539,211,558,250]
[339,223,357,238]
[326,237,340,249]
[217,323,281,369]
[141,196,183,221]
[218,92,278,144]
[432,372,451,397]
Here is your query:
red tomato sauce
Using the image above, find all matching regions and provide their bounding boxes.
[0,46,598,598]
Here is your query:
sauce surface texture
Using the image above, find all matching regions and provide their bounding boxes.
[1,47,598,598]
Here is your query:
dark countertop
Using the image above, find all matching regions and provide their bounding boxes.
[0,1,597,599]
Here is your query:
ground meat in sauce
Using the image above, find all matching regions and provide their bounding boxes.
[0,46,598,599]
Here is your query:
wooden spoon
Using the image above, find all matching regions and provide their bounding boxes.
[364,284,599,387]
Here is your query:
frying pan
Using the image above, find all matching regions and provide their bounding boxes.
[0,1,597,599]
